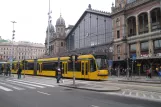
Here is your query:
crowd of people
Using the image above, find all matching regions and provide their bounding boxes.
[0,65,22,79]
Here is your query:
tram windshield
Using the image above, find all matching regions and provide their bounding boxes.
[95,55,108,70]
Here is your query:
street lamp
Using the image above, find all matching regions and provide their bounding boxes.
[47,0,52,56]
[10,21,16,77]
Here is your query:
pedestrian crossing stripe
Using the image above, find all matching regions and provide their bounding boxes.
[0,85,13,91]
[0,82,24,90]
[7,80,45,88]
[10,79,55,87]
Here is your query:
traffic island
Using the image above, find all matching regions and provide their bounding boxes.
[59,83,121,92]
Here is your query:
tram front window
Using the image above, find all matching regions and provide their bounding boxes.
[95,58,108,70]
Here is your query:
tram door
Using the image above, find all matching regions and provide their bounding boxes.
[81,61,89,79]
[62,62,67,77]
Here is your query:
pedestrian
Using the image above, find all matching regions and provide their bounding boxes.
[6,65,10,76]
[149,68,152,78]
[17,66,22,79]
[55,66,62,83]
[1,66,4,75]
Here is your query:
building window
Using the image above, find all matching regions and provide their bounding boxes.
[61,28,63,32]
[57,28,59,32]
[154,40,161,49]
[130,44,136,52]
[141,42,148,51]
[117,45,121,54]
[117,30,120,38]
[116,18,120,27]
[61,42,63,46]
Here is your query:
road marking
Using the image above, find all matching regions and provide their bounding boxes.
[143,94,146,98]
[159,96,161,99]
[0,85,13,91]
[7,80,44,88]
[0,82,24,90]
[122,91,125,95]
[136,92,139,97]
[129,92,132,96]
[150,94,154,99]
[6,81,36,89]
[11,79,55,87]
[37,91,50,95]
[91,105,99,107]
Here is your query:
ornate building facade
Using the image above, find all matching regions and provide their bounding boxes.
[111,0,161,75]
[0,37,45,61]
[45,15,73,57]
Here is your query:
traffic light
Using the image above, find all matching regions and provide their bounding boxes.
[75,55,78,62]
[69,55,73,62]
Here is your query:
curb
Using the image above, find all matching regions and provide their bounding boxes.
[59,84,121,92]
[106,92,161,103]
[118,80,161,84]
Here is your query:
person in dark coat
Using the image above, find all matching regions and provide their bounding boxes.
[55,67,62,83]
[17,66,22,79]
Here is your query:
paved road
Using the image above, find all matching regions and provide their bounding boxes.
[0,75,161,107]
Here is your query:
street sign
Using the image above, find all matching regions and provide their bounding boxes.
[132,54,136,60]
[108,60,113,67]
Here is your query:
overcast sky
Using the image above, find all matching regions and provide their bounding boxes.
[0,0,114,44]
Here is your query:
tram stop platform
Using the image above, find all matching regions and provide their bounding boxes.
[59,83,121,92]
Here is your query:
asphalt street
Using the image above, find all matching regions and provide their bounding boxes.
[0,77,161,107]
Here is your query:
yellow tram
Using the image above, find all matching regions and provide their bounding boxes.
[11,54,108,80]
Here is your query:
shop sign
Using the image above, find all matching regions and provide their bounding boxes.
[140,54,149,58]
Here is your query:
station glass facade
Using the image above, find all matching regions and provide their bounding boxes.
[66,12,112,51]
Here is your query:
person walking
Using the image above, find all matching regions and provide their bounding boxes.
[55,67,62,83]
[17,66,22,79]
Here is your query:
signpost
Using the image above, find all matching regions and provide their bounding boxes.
[72,55,75,86]
[131,54,136,79]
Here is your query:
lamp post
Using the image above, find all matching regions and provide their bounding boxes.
[23,45,27,78]
[47,0,52,56]
[10,21,16,77]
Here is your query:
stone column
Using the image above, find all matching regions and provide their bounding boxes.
[149,40,154,57]
[136,15,139,35]
[148,11,151,33]
[136,42,141,58]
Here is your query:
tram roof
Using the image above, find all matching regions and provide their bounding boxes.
[0,62,7,64]
[78,54,94,59]
[38,57,70,62]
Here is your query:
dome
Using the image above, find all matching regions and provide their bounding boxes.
[56,15,65,26]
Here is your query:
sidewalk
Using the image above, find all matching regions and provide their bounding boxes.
[108,76,161,84]
[59,83,121,92]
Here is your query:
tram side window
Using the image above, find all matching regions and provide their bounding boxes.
[42,62,54,71]
[68,62,73,71]
[75,61,81,71]
[52,62,62,70]
[90,59,96,72]
[28,63,34,70]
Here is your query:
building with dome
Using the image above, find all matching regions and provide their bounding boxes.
[45,15,73,57]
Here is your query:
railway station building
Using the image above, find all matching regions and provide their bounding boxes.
[65,5,113,60]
